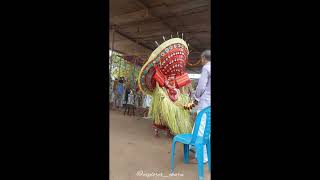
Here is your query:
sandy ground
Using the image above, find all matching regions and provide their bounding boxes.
[109,109,211,180]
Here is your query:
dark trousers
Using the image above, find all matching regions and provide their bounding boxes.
[124,104,135,116]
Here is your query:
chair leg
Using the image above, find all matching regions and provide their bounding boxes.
[183,144,189,164]
[196,145,204,180]
[171,140,177,173]
[207,141,211,172]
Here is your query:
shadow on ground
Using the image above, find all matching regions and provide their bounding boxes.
[110,110,211,180]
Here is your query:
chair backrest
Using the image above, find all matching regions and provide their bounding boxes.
[190,106,211,144]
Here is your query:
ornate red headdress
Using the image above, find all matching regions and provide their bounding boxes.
[138,38,191,102]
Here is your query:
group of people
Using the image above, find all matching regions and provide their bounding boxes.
[110,77,152,116]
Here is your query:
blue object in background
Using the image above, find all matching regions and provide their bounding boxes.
[117,82,124,94]
[171,106,211,180]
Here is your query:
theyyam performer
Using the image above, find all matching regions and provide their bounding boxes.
[138,37,195,135]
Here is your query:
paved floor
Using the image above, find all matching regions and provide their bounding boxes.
[109,109,211,180]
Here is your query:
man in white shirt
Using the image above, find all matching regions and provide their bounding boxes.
[190,50,211,164]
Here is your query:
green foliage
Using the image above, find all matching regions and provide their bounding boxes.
[109,52,141,82]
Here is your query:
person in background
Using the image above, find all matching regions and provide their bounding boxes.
[134,80,142,108]
[124,84,131,109]
[142,94,152,118]
[122,77,130,107]
[116,77,124,109]
[110,79,114,108]
[190,49,212,164]
[134,88,140,108]
[112,78,119,109]
[124,89,135,116]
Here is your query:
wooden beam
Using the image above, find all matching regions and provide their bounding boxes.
[134,0,177,32]
[110,9,150,25]
[110,9,208,28]
[111,17,159,28]
[165,0,209,14]
[111,27,154,51]
[109,0,211,62]
[110,0,209,53]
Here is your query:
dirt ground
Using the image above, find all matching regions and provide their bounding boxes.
[109,109,211,180]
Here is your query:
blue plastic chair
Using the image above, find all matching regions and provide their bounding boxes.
[171,106,211,180]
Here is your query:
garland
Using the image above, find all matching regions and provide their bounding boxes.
[186,58,202,67]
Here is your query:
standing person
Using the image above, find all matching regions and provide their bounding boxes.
[123,84,131,109]
[190,49,212,164]
[112,78,119,109]
[124,89,135,115]
[128,89,135,115]
[116,77,124,109]
[134,89,140,108]
[134,80,141,108]
[122,77,129,107]
[142,94,151,118]
[110,79,114,108]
